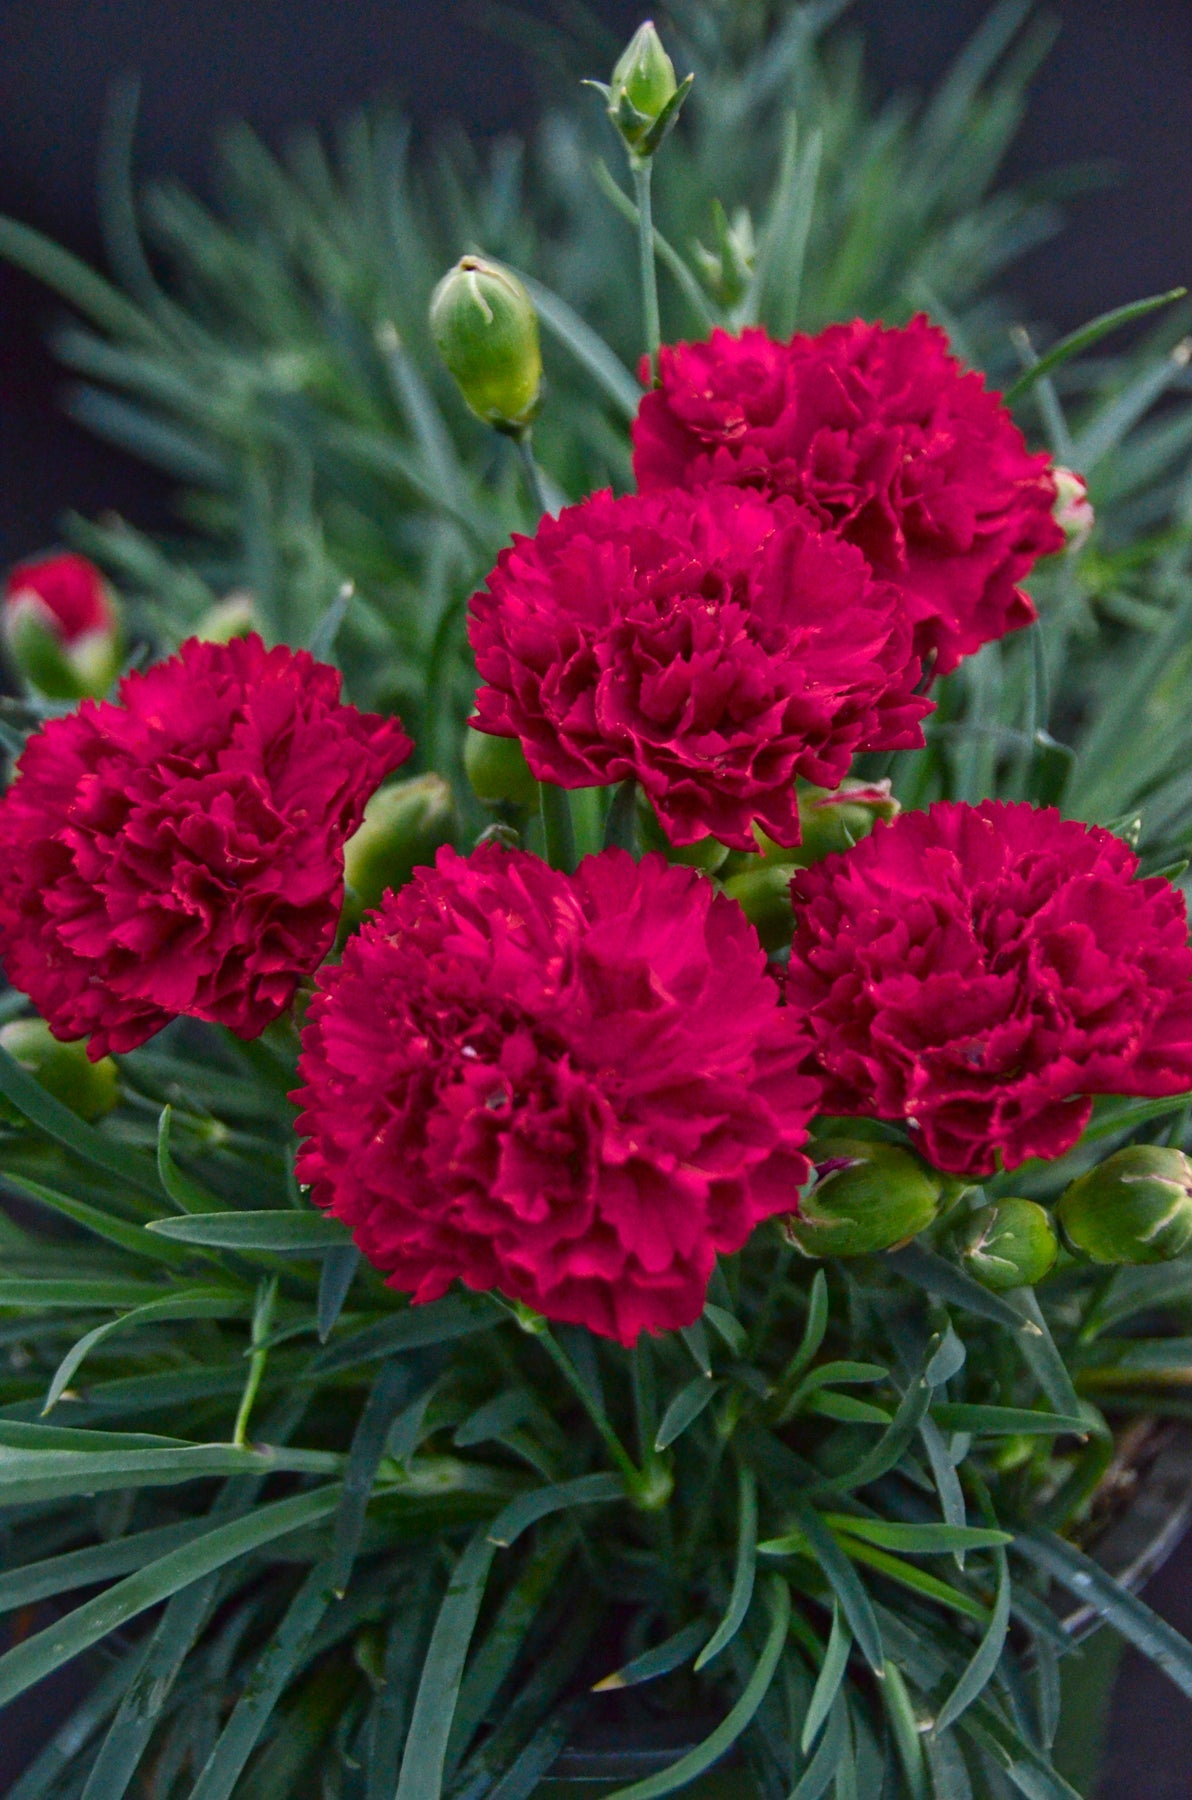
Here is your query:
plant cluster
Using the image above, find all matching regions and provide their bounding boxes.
[2,7,1192,1800]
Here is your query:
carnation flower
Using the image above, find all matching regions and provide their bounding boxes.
[5,552,114,642]
[784,801,1192,1176]
[468,486,929,852]
[632,318,1064,676]
[4,552,121,699]
[0,634,411,1057]
[294,844,818,1343]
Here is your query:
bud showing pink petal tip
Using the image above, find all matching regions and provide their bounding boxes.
[1058,1144,1192,1264]
[0,1017,119,1121]
[1052,468,1094,553]
[783,1137,943,1258]
[959,1198,1058,1291]
[3,553,121,700]
[755,779,900,868]
[430,256,542,434]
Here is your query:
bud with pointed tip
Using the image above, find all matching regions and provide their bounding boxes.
[592,20,693,160]
[1058,1145,1192,1264]
[721,860,795,950]
[693,202,756,310]
[1052,468,1094,554]
[754,780,900,868]
[783,1138,943,1258]
[194,591,258,644]
[430,256,542,434]
[342,774,456,924]
[465,728,540,810]
[959,1198,1058,1291]
[3,553,122,700]
[0,1017,119,1121]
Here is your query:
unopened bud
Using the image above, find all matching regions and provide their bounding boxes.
[430,256,542,434]
[721,861,794,950]
[783,1138,943,1259]
[3,553,121,700]
[0,1018,119,1121]
[193,591,258,644]
[1052,468,1094,554]
[692,202,756,310]
[343,774,455,922]
[592,20,693,160]
[465,728,540,810]
[1058,1145,1192,1264]
[959,1198,1058,1291]
[755,781,900,868]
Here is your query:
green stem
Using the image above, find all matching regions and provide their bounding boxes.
[233,1276,278,1448]
[514,429,550,521]
[540,783,578,873]
[537,1327,641,1489]
[631,157,660,381]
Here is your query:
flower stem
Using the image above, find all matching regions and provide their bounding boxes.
[540,782,578,873]
[632,158,660,381]
[514,429,550,521]
[233,1276,278,1448]
[538,1326,641,1489]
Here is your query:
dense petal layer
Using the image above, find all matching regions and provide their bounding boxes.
[294,844,819,1342]
[785,801,1192,1176]
[633,319,1063,675]
[469,486,929,851]
[0,634,411,1056]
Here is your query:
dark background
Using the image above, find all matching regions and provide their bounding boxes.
[1,3,1191,1793]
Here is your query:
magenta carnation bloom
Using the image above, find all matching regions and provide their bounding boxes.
[785,801,1192,1177]
[0,634,411,1057]
[294,844,818,1343]
[4,552,114,643]
[632,318,1063,676]
[468,486,929,852]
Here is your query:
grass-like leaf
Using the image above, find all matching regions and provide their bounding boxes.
[933,1545,1012,1733]
[654,1375,720,1451]
[395,1526,497,1800]
[486,1471,624,1548]
[801,1602,852,1755]
[695,1462,757,1669]
[1004,287,1188,403]
[146,1209,352,1252]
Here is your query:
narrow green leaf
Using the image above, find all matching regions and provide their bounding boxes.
[308,583,352,661]
[703,1302,747,1355]
[931,1403,1088,1437]
[602,777,639,852]
[0,1171,190,1267]
[774,1268,830,1401]
[826,1517,1012,1556]
[0,1442,340,1507]
[801,1603,852,1755]
[313,1297,497,1373]
[679,1318,712,1377]
[882,1658,928,1800]
[598,1577,792,1800]
[933,1547,1012,1733]
[805,1392,892,1426]
[788,1496,883,1673]
[517,273,640,420]
[0,1043,160,1196]
[317,1244,361,1342]
[1016,1530,1192,1699]
[654,1376,720,1451]
[888,1245,1035,1333]
[827,1367,932,1493]
[3,1648,142,1800]
[591,1619,707,1692]
[0,1516,214,1611]
[1004,288,1188,403]
[0,1485,341,1706]
[1002,1288,1093,1426]
[789,1694,848,1800]
[0,1278,165,1309]
[487,1472,624,1548]
[156,1105,224,1213]
[332,1359,416,1593]
[395,1527,496,1800]
[188,1560,335,1800]
[925,1325,967,1389]
[0,212,164,344]
[43,1290,248,1414]
[539,782,577,873]
[146,1209,351,1252]
[695,1463,757,1670]
[833,1541,987,1626]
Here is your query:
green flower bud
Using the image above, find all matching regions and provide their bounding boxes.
[784,1138,943,1259]
[959,1198,1058,1291]
[721,861,794,951]
[752,780,899,868]
[4,554,122,702]
[692,202,756,310]
[430,256,542,433]
[594,20,693,159]
[193,591,258,644]
[1058,1145,1192,1264]
[464,729,540,809]
[342,774,455,923]
[0,1018,119,1122]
